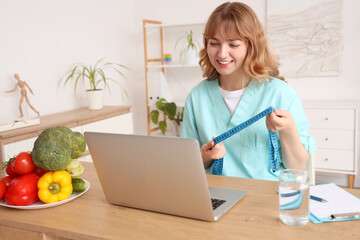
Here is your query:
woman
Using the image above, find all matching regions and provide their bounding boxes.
[180,2,316,180]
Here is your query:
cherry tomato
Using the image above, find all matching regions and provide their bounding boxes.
[11,152,35,175]
[4,173,39,206]
[5,162,18,177]
[0,181,5,200]
[32,166,48,177]
[0,176,13,187]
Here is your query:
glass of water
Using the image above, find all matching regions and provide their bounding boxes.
[279,169,310,226]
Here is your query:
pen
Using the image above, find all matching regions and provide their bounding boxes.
[280,191,327,203]
[310,195,327,203]
[330,212,360,220]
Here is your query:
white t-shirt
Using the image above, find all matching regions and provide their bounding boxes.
[220,87,246,116]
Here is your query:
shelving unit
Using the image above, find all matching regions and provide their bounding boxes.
[143,19,163,135]
[142,19,204,136]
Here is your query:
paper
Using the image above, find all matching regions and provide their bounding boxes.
[310,183,360,220]
[0,118,40,132]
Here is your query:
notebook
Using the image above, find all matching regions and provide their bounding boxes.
[84,132,247,221]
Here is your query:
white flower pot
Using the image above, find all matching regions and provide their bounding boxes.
[175,121,183,137]
[183,48,199,65]
[86,89,103,110]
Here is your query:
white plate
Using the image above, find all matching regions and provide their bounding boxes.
[0,179,90,210]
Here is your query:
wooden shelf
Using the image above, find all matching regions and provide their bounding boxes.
[146,64,199,69]
[0,105,131,166]
[144,22,205,29]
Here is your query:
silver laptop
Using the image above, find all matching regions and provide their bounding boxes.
[84,132,247,221]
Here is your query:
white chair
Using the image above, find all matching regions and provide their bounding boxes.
[306,152,316,185]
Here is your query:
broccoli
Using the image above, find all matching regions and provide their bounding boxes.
[32,126,86,171]
[71,131,86,159]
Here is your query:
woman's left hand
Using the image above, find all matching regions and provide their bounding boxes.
[266,108,296,134]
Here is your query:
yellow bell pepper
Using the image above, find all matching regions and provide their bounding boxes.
[37,170,73,204]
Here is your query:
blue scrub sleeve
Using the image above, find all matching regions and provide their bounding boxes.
[180,94,201,145]
[287,95,317,154]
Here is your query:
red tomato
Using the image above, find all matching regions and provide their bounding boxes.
[11,152,35,175]
[5,173,39,206]
[32,166,48,177]
[5,163,18,177]
[0,176,13,187]
[0,181,5,200]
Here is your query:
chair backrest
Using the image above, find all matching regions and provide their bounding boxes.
[306,152,316,185]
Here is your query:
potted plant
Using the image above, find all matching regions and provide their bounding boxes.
[150,98,183,136]
[59,58,128,110]
[175,30,200,65]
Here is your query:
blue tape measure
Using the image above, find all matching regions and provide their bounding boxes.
[211,106,281,175]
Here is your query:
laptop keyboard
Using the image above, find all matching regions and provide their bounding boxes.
[211,198,226,210]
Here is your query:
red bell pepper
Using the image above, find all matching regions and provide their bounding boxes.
[0,181,5,200]
[5,173,39,206]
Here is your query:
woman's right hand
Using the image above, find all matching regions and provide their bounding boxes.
[201,137,226,168]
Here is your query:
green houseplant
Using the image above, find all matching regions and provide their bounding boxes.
[150,98,183,135]
[59,58,128,110]
[175,30,200,65]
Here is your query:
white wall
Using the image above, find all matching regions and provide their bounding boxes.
[288,0,360,99]
[0,0,135,119]
[1,0,360,187]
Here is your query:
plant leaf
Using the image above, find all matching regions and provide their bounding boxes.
[97,68,107,91]
[155,98,166,111]
[164,102,177,118]
[150,110,159,124]
[94,58,105,69]
[58,58,128,98]
[159,121,167,135]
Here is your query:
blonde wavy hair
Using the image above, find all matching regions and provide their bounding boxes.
[199,2,285,82]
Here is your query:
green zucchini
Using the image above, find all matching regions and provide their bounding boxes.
[72,178,86,192]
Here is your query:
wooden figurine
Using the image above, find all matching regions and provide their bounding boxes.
[5,73,40,118]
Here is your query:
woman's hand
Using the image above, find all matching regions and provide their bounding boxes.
[201,137,226,168]
[266,108,296,134]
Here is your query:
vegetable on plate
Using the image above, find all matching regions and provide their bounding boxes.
[71,131,86,159]
[37,170,73,204]
[32,166,48,177]
[66,159,84,178]
[0,176,13,187]
[0,181,5,200]
[32,126,86,171]
[9,152,35,175]
[72,178,86,192]
[5,163,18,177]
[4,173,39,206]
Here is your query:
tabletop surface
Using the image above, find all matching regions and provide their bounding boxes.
[0,162,359,240]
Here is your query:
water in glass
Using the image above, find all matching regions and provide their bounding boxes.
[279,169,309,226]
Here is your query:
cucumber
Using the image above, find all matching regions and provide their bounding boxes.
[72,178,86,192]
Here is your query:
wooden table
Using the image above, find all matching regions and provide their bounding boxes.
[0,162,359,240]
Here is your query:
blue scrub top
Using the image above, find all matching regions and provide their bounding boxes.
[181,77,316,181]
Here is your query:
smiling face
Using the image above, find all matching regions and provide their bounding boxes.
[200,2,278,85]
[206,28,249,89]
